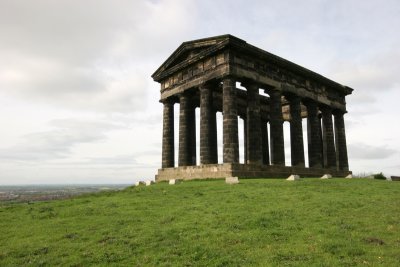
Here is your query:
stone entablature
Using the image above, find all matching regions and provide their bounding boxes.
[154,35,351,112]
[152,34,353,180]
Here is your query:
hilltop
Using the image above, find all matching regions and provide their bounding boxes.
[1,178,399,266]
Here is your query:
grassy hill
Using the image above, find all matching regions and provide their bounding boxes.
[1,178,399,266]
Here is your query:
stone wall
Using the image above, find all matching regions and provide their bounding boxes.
[156,163,351,181]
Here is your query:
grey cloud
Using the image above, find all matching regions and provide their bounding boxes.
[330,50,400,92]
[0,118,123,162]
[84,155,137,166]
[81,152,160,169]
[326,49,400,117]
[348,143,397,160]
[0,0,195,113]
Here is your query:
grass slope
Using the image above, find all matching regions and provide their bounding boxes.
[1,178,399,266]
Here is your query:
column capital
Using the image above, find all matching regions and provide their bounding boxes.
[332,109,347,116]
[284,92,302,102]
[199,80,218,91]
[240,80,260,90]
[160,97,176,105]
[261,116,269,123]
[264,86,282,96]
[222,75,236,82]
[319,105,333,115]
[177,90,195,102]
[302,98,317,107]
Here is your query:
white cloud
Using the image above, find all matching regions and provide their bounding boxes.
[0,118,125,162]
[348,143,397,160]
[0,0,195,113]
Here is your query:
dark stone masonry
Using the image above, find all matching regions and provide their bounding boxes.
[152,35,353,181]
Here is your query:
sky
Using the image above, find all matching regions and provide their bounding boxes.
[0,0,399,185]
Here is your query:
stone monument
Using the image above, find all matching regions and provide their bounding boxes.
[152,35,352,181]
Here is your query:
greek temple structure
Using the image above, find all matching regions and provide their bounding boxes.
[152,35,352,181]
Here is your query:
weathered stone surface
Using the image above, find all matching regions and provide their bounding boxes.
[304,99,323,169]
[269,90,285,165]
[261,119,270,165]
[321,106,337,169]
[225,177,239,184]
[223,77,239,163]
[161,99,175,168]
[321,174,332,179]
[287,95,305,167]
[391,176,400,181]
[155,164,351,181]
[244,82,262,164]
[145,180,155,186]
[334,111,349,171]
[169,179,181,185]
[200,84,217,164]
[178,93,192,166]
[152,35,353,181]
[286,174,300,181]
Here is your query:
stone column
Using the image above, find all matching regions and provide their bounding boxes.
[178,93,191,166]
[222,76,239,163]
[287,95,305,167]
[318,114,324,167]
[244,82,262,164]
[210,108,218,164]
[304,100,322,168]
[242,116,248,163]
[189,103,196,166]
[200,84,214,165]
[334,110,349,171]
[269,90,285,165]
[261,119,270,165]
[161,99,174,168]
[321,106,336,169]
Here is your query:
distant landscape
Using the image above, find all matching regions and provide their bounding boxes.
[0,184,129,203]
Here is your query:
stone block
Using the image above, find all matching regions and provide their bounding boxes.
[345,174,353,179]
[169,179,182,185]
[391,176,400,181]
[225,177,239,184]
[134,181,146,186]
[156,163,352,181]
[321,174,332,179]
[145,180,155,186]
[286,174,300,181]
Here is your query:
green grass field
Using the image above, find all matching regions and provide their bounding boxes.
[1,178,399,266]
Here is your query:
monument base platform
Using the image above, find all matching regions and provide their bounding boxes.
[155,163,351,181]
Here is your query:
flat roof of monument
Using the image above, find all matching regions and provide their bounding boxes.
[152,34,353,95]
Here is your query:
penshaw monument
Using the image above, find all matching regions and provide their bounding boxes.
[152,35,353,181]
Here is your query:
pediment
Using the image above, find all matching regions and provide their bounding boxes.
[152,34,244,81]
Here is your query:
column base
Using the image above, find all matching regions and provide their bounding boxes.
[155,163,352,181]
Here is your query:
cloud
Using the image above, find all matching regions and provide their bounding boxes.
[0,118,124,162]
[348,143,397,160]
[331,50,400,91]
[0,0,195,113]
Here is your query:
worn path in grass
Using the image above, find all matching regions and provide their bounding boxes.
[1,178,399,266]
